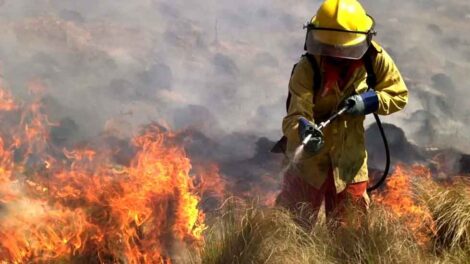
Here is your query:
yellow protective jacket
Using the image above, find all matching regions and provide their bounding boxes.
[282,42,408,193]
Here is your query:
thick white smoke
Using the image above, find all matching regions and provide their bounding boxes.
[0,0,468,154]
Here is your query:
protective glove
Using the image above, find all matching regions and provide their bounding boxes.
[343,91,379,115]
[298,117,324,154]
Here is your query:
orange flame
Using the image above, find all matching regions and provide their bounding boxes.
[193,162,226,201]
[374,164,435,245]
[0,88,16,111]
[0,85,209,263]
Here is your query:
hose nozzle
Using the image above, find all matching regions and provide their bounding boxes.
[302,133,312,146]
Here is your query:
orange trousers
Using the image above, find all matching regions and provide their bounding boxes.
[276,169,368,227]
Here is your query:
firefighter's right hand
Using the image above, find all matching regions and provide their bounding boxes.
[298,117,324,154]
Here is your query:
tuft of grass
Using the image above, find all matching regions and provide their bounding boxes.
[416,178,470,252]
[193,198,426,264]
[191,177,470,264]
[313,204,424,264]
[195,197,329,264]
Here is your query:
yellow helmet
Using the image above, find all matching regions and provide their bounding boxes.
[305,0,376,59]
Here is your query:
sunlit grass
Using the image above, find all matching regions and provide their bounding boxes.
[191,177,470,264]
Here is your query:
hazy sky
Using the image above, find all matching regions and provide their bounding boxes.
[0,0,469,152]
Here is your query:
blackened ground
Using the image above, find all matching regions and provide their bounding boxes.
[460,154,470,174]
[366,123,426,170]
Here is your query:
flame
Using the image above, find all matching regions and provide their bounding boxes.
[374,164,436,245]
[193,162,225,201]
[0,88,16,111]
[0,85,208,263]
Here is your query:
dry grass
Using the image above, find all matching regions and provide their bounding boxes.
[193,200,425,264]
[321,206,423,264]
[190,177,470,264]
[196,198,328,264]
[415,178,470,256]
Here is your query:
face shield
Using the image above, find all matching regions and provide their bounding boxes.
[304,16,376,60]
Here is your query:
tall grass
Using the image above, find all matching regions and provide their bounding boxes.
[196,198,328,264]
[190,176,470,264]
[415,178,470,255]
[193,200,425,263]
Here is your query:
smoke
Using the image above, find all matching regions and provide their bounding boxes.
[0,0,468,190]
[0,0,312,139]
[362,0,470,152]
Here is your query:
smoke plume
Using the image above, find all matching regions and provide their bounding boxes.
[0,0,469,192]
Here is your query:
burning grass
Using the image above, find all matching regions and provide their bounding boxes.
[0,86,207,262]
[1,84,470,263]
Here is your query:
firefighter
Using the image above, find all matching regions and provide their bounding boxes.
[275,0,408,227]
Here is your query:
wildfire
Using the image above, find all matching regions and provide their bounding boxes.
[374,164,436,245]
[193,163,226,202]
[0,85,209,263]
[2,74,459,262]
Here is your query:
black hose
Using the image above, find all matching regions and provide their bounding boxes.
[367,113,391,193]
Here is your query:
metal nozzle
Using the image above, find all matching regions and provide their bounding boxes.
[301,104,350,146]
[302,134,312,145]
[318,105,350,130]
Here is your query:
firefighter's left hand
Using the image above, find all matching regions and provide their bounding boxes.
[344,91,379,115]
[298,117,324,154]
[304,132,324,154]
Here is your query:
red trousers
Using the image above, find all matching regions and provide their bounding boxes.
[276,169,368,227]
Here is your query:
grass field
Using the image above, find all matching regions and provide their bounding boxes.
[191,174,470,264]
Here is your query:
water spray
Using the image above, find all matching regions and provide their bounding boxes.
[293,103,390,193]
